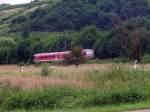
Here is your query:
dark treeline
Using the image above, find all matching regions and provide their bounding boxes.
[1,0,150,64]
[11,0,150,32]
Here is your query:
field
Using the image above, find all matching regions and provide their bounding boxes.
[0,63,146,90]
[0,64,109,89]
[0,63,150,111]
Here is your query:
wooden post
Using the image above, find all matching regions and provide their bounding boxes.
[134,60,138,69]
[21,66,24,73]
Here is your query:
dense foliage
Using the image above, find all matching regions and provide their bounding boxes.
[11,0,150,31]
[1,0,150,64]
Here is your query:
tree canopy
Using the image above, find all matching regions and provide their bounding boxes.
[11,0,150,32]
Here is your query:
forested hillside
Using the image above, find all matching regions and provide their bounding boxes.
[0,0,150,64]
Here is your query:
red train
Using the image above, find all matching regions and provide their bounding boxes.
[33,49,94,62]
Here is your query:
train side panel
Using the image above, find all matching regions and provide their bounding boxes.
[33,49,94,63]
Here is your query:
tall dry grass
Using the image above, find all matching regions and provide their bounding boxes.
[0,64,149,90]
[0,64,110,89]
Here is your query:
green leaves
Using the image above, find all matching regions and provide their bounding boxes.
[0,37,16,64]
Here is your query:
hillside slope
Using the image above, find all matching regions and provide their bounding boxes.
[0,0,150,64]
[0,0,60,34]
[10,0,150,32]
[0,7,39,34]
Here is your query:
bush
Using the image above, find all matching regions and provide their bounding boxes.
[79,87,144,108]
[40,64,55,77]
[142,54,150,63]
[17,62,31,67]
[64,53,73,65]
[64,46,85,66]
[112,57,131,63]
[40,64,50,77]
[3,87,80,110]
[17,62,25,66]
[1,86,148,110]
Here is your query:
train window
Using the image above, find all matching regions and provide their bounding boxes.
[33,56,36,61]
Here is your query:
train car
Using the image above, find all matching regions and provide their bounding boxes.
[82,49,94,59]
[33,49,94,63]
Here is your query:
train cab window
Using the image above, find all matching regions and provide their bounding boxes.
[33,56,35,61]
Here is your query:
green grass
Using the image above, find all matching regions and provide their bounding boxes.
[0,1,59,35]
[142,54,150,64]
[0,0,61,10]
[86,58,131,64]
[0,2,47,10]
[5,100,150,112]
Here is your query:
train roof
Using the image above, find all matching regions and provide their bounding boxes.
[83,49,94,52]
[34,49,94,56]
[34,51,70,56]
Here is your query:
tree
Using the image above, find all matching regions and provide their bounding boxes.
[10,0,150,32]
[0,4,10,8]
[112,15,133,59]
[64,46,84,66]
[0,37,16,64]
[114,16,149,61]
[16,40,30,63]
[71,46,84,66]
[79,26,99,49]
[22,24,30,38]
[96,12,114,30]
[11,15,27,24]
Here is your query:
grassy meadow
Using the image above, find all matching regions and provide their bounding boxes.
[0,64,150,111]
